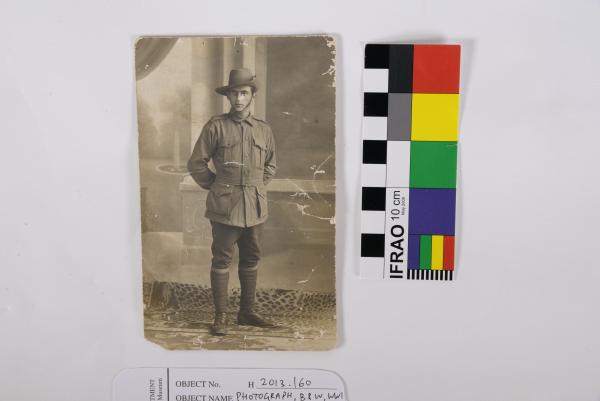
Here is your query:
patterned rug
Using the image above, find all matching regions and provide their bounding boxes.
[144,281,336,351]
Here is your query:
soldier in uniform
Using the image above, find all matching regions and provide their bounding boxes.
[187,68,277,335]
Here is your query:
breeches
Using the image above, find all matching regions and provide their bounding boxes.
[210,221,264,271]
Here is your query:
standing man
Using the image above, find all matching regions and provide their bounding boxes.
[187,68,277,336]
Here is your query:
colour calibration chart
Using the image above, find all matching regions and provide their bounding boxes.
[360,44,461,281]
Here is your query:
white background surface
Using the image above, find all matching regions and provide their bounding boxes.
[1,0,600,400]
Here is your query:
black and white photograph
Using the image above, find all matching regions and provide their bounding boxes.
[135,35,336,350]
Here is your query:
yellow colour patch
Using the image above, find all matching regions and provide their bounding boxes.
[411,94,459,141]
[431,235,444,270]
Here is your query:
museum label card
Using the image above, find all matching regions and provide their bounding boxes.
[113,368,346,401]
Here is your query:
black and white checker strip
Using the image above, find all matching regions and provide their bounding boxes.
[360,44,414,279]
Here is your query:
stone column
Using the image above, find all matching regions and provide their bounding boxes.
[241,36,256,69]
[190,38,222,146]
[254,37,267,119]
[183,38,224,247]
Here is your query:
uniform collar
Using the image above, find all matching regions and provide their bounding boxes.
[228,111,255,126]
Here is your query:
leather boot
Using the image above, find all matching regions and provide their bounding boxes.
[212,312,228,336]
[238,266,275,328]
[210,269,229,335]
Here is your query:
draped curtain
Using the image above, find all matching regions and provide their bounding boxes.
[135,37,178,80]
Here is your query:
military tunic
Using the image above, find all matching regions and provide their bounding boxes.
[187,112,276,228]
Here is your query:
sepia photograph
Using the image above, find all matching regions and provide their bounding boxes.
[135,35,336,350]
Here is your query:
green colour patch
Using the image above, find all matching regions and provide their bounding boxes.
[410,141,458,188]
[419,235,432,269]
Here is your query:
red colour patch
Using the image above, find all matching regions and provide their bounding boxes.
[413,45,461,94]
[443,235,455,270]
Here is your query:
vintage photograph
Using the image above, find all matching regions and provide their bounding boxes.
[135,35,336,350]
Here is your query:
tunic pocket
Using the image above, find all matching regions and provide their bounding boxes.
[256,186,268,218]
[218,136,241,166]
[252,135,267,169]
[207,184,233,216]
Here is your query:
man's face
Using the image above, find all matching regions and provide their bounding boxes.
[226,85,255,113]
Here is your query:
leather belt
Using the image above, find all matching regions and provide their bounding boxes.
[214,178,263,186]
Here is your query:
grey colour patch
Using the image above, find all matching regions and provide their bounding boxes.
[387,93,412,141]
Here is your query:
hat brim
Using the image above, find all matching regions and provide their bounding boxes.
[215,81,258,96]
